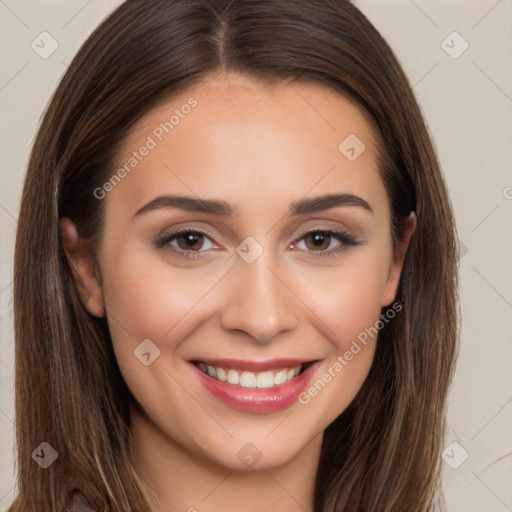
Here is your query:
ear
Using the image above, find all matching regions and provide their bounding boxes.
[381,212,417,307]
[60,217,105,318]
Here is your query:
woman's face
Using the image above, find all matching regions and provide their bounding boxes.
[64,72,413,471]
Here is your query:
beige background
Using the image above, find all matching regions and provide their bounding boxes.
[0,1,511,510]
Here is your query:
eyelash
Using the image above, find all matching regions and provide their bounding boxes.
[153,228,360,261]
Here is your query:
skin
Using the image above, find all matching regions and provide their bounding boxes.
[61,72,416,512]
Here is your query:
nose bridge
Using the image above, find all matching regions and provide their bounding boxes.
[220,247,299,343]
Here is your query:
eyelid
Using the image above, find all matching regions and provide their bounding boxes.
[292,224,354,242]
[153,224,360,262]
[291,227,360,257]
[153,225,220,249]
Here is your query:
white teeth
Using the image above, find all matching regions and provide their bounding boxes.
[256,371,274,389]
[216,367,227,382]
[240,371,257,388]
[227,369,240,385]
[274,369,287,386]
[197,363,304,389]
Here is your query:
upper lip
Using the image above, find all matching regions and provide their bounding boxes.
[190,358,318,372]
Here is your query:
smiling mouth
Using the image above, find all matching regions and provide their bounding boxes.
[192,361,316,390]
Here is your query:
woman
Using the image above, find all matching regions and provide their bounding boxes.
[9,0,459,511]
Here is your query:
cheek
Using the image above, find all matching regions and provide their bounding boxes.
[292,252,392,422]
[99,245,223,367]
[293,249,392,350]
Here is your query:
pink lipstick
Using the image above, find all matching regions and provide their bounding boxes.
[190,358,319,414]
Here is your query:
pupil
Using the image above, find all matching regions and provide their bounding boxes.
[309,233,329,250]
[180,233,201,250]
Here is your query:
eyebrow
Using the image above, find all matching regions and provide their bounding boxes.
[133,193,373,218]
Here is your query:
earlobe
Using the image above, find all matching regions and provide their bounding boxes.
[381,211,417,307]
[60,217,105,318]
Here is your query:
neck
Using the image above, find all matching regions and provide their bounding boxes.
[130,403,322,512]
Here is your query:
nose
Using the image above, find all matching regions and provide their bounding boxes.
[220,252,299,344]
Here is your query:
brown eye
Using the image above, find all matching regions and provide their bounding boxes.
[175,232,205,251]
[154,229,215,255]
[293,229,360,259]
[303,232,332,251]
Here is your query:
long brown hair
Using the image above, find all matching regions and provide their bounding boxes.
[10,1,459,510]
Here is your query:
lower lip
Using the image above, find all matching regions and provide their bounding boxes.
[191,363,318,414]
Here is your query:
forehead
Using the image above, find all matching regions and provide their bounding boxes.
[105,73,386,217]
